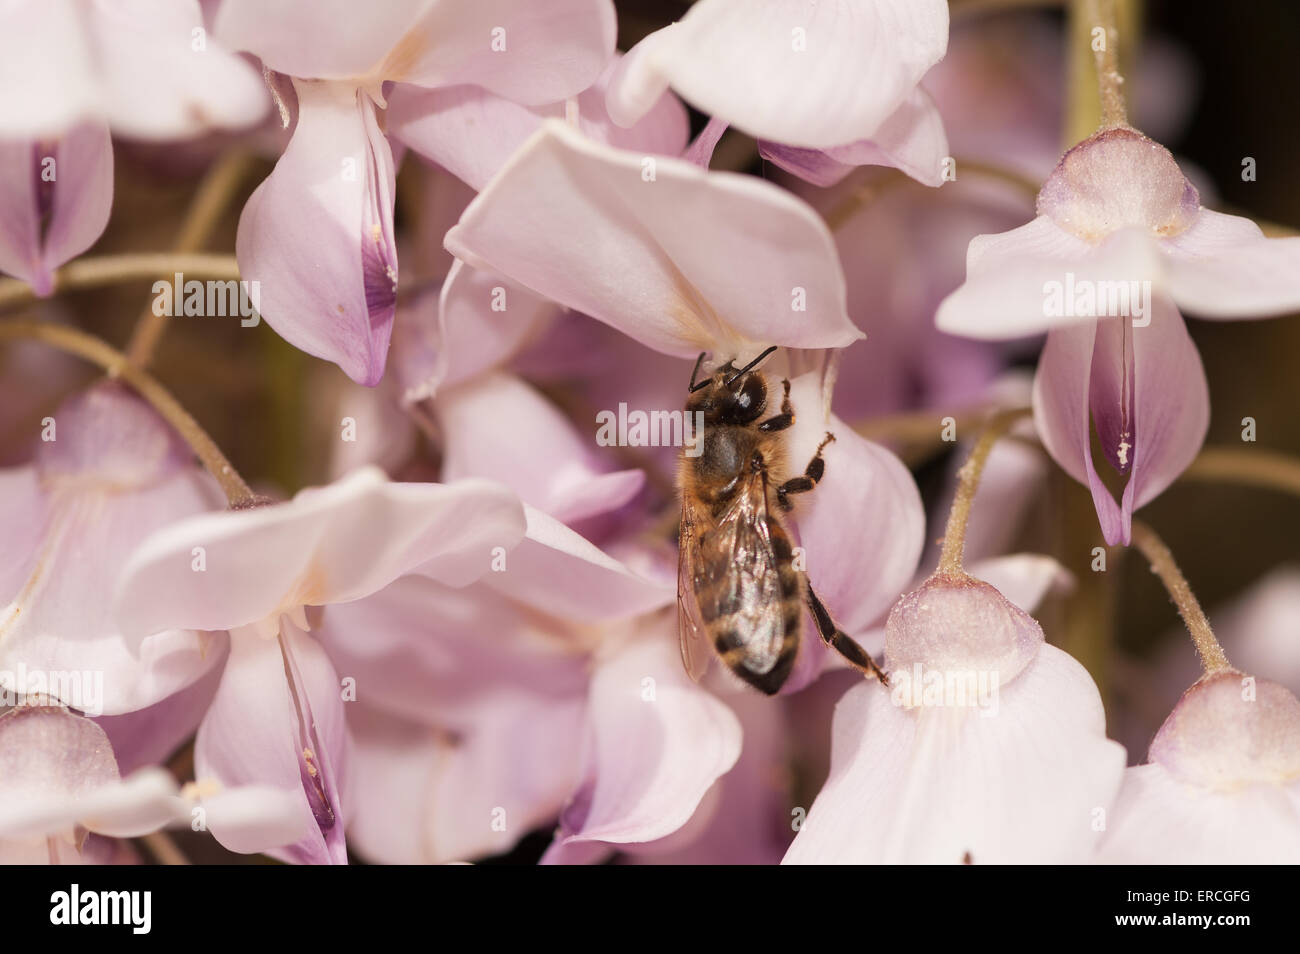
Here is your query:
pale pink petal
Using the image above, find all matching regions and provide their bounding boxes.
[0,706,119,838]
[683,116,729,169]
[0,0,97,137]
[937,219,1164,340]
[967,554,1073,615]
[1124,299,1209,517]
[388,58,688,192]
[480,505,675,622]
[1163,210,1300,319]
[446,121,861,357]
[90,0,268,140]
[194,625,343,863]
[113,468,527,640]
[0,123,113,294]
[0,388,223,715]
[604,24,674,128]
[394,0,615,102]
[784,645,1125,863]
[439,371,644,524]
[214,0,430,80]
[1032,320,1125,544]
[317,573,589,729]
[42,123,114,276]
[764,86,949,188]
[1097,764,1300,863]
[196,785,308,851]
[640,0,948,149]
[545,622,742,853]
[235,79,397,385]
[403,259,559,401]
[95,640,227,773]
[758,142,855,188]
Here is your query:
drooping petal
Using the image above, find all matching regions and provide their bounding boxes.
[0,123,113,294]
[1124,299,1209,519]
[438,371,644,524]
[620,0,948,149]
[544,621,742,856]
[193,623,344,863]
[1162,210,1300,319]
[446,120,861,358]
[235,79,397,385]
[113,468,527,641]
[783,645,1125,863]
[1033,300,1207,547]
[388,57,688,192]
[1032,320,1127,544]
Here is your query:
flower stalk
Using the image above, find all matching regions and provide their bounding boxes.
[937,407,1033,574]
[0,320,257,507]
[1129,520,1230,675]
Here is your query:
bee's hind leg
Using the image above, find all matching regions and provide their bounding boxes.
[776,431,835,511]
[805,582,889,686]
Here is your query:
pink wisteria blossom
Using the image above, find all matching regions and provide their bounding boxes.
[937,126,1300,544]
[2,0,1298,890]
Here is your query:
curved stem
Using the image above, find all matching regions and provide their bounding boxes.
[0,253,241,314]
[1181,447,1300,497]
[937,407,1033,574]
[126,150,258,369]
[1129,521,1230,675]
[0,320,256,507]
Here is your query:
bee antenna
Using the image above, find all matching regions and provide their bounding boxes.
[688,351,712,392]
[723,345,778,388]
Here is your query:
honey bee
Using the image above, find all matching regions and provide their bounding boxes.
[676,346,889,695]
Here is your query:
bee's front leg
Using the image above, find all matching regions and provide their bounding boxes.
[776,431,834,511]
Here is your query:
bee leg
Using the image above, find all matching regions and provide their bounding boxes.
[776,431,835,511]
[806,582,889,686]
[757,378,794,432]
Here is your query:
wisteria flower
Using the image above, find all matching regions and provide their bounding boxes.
[0,704,299,865]
[0,384,223,716]
[937,126,1300,544]
[215,0,617,384]
[0,0,266,291]
[113,467,528,863]
[784,563,1125,864]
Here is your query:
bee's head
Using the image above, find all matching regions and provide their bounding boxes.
[685,348,775,425]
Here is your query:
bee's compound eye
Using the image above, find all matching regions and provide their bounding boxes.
[735,374,765,415]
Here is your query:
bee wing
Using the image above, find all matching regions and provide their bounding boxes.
[712,468,787,674]
[677,496,713,682]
